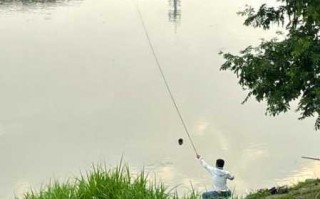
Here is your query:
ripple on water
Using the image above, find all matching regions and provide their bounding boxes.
[275,161,320,186]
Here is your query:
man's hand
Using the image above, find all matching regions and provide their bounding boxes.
[196,154,201,159]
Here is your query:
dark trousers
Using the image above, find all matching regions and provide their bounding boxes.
[202,190,231,199]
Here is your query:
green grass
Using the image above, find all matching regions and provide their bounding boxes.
[244,179,320,199]
[21,162,200,199]
[20,161,320,199]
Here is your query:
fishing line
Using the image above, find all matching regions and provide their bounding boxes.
[135,1,198,155]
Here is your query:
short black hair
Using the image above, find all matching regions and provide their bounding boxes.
[216,159,225,168]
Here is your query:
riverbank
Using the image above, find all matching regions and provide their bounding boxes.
[245,179,320,199]
[20,163,319,199]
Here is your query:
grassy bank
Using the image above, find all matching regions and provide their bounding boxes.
[20,162,320,199]
[245,179,320,199]
[21,163,199,199]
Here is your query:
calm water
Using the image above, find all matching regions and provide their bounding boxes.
[0,0,319,198]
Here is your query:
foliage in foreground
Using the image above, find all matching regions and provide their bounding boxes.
[21,163,199,199]
[18,161,320,199]
[220,0,320,130]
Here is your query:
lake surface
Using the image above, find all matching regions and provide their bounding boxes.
[0,0,319,198]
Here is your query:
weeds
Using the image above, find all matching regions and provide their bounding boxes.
[21,163,200,199]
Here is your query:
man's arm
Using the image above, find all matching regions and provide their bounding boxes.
[227,173,234,180]
[196,154,214,172]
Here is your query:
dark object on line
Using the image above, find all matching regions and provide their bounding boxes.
[302,156,320,161]
[178,138,183,145]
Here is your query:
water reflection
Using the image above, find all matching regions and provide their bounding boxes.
[0,0,82,11]
[0,0,58,2]
[276,161,320,186]
[168,0,181,31]
[13,180,31,199]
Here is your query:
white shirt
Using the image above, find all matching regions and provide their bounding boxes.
[199,157,234,191]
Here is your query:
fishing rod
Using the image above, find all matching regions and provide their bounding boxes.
[135,1,198,155]
[301,156,320,161]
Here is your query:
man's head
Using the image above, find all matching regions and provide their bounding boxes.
[216,159,225,168]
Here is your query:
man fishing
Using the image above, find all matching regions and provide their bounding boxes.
[196,154,234,199]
